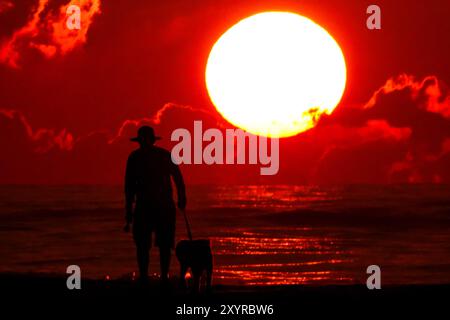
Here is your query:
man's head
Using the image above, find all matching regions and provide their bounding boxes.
[130,126,161,146]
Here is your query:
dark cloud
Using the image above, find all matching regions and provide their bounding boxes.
[304,74,450,183]
[0,109,73,152]
[0,0,13,14]
[0,0,101,68]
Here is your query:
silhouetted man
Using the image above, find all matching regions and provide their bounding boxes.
[124,126,186,284]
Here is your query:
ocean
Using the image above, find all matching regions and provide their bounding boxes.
[1,184,449,285]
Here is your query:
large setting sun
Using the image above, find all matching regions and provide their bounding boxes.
[206,11,347,138]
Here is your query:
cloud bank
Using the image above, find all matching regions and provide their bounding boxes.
[1,74,450,184]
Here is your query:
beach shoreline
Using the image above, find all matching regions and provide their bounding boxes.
[2,272,448,317]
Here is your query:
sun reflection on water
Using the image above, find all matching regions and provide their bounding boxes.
[210,229,354,285]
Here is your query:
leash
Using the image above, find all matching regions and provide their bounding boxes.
[180,208,193,241]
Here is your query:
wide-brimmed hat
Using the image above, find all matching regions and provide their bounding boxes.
[130,126,161,143]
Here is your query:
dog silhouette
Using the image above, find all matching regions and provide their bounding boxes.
[176,239,213,292]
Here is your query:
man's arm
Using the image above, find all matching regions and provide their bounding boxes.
[124,154,136,225]
[170,161,186,210]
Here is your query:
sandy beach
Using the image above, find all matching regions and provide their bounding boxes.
[2,272,448,318]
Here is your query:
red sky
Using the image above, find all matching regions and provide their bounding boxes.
[1,0,450,184]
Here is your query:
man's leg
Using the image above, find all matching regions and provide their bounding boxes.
[136,243,150,280]
[159,246,171,281]
[133,223,151,281]
[157,205,175,283]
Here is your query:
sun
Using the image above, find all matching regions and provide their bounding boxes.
[205,12,347,138]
